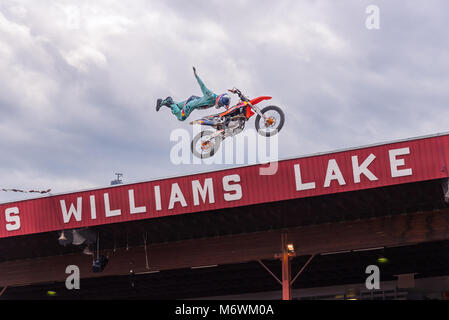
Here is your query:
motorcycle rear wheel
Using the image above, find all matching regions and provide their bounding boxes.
[255,105,285,137]
[191,130,222,159]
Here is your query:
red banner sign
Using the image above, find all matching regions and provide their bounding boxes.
[1,134,449,238]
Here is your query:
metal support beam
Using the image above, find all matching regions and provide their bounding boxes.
[291,254,316,285]
[259,233,294,300]
[281,233,291,300]
[143,233,149,270]
[257,260,282,286]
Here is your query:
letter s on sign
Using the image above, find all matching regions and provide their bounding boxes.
[5,207,21,231]
[223,174,242,201]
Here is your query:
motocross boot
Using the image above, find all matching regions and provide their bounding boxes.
[156,97,174,111]
[156,99,162,111]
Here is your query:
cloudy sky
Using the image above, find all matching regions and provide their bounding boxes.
[1,0,448,202]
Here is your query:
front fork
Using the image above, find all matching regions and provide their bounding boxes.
[250,103,267,121]
[198,129,223,151]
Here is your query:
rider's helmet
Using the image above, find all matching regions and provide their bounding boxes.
[216,93,231,109]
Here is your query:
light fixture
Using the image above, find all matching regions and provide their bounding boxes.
[72,229,87,245]
[345,288,360,300]
[377,256,389,264]
[58,231,67,241]
[287,243,295,256]
[83,245,94,255]
[46,290,57,297]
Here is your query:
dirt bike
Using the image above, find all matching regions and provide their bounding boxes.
[190,88,285,159]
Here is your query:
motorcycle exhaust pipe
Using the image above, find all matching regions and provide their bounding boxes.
[190,119,218,126]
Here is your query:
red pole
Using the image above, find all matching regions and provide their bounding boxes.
[281,233,291,300]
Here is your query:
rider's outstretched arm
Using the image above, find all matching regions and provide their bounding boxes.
[193,67,212,96]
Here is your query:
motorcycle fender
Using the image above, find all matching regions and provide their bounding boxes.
[250,96,272,105]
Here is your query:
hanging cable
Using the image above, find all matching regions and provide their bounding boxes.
[143,232,149,270]
[1,188,51,194]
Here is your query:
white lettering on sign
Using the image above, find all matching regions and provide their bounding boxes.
[5,207,20,231]
[104,193,121,217]
[192,178,215,206]
[52,146,416,226]
[129,189,146,214]
[56,175,244,223]
[294,164,316,191]
[169,183,188,209]
[60,197,82,223]
[223,174,242,201]
[90,195,97,220]
[154,185,162,211]
[324,159,346,187]
[352,154,378,183]
[389,147,413,178]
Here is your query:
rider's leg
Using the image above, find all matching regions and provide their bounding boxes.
[182,101,199,119]
[170,103,189,121]
[156,97,191,121]
[162,97,174,105]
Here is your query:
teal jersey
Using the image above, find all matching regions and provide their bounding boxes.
[170,74,218,121]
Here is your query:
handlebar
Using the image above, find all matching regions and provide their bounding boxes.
[228,88,249,102]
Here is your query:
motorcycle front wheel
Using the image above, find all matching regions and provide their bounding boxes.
[255,105,285,137]
[191,130,222,159]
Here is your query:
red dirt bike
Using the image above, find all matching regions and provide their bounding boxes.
[190,88,285,158]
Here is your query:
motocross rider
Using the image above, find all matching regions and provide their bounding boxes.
[156,67,231,121]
